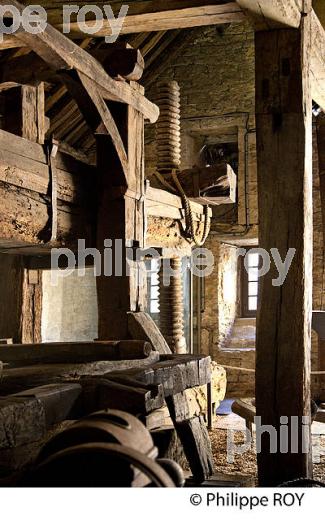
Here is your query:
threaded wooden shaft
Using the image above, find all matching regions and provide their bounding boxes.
[154,81,181,174]
[159,257,187,354]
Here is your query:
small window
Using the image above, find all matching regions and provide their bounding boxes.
[241,250,259,317]
[146,259,160,322]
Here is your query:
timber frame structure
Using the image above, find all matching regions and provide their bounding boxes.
[0,0,324,487]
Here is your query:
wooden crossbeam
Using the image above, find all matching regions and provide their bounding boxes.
[0,1,245,49]
[0,0,159,123]
[59,2,245,37]
[236,0,304,30]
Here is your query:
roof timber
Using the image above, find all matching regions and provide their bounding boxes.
[0,0,159,123]
[0,1,245,49]
[235,0,305,30]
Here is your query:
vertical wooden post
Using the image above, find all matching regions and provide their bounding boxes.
[316,114,325,371]
[0,254,24,343]
[96,84,146,340]
[255,17,313,486]
[21,269,42,344]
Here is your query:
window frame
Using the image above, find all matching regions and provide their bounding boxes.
[241,249,259,318]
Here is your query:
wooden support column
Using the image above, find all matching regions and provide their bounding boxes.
[0,254,24,343]
[96,85,146,340]
[0,256,42,344]
[0,83,46,144]
[316,114,325,371]
[255,17,313,486]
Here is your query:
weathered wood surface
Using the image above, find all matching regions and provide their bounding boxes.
[95,85,147,340]
[0,1,245,49]
[0,353,160,396]
[236,0,304,30]
[166,399,214,482]
[0,255,24,343]
[145,186,213,220]
[0,383,82,449]
[78,377,164,416]
[0,129,95,204]
[310,9,325,111]
[13,384,82,427]
[315,120,325,370]
[127,312,172,355]
[0,129,95,251]
[0,354,211,397]
[177,162,237,205]
[0,354,212,455]
[0,340,153,367]
[107,355,211,397]
[93,44,144,81]
[0,0,158,123]
[255,19,313,485]
[0,128,208,251]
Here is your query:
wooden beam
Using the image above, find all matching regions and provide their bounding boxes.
[0,255,24,343]
[255,17,313,486]
[0,1,245,50]
[310,9,325,110]
[0,128,208,252]
[316,116,325,371]
[0,341,153,367]
[236,0,304,30]
[0,0,159,123]
[59,2,245,37]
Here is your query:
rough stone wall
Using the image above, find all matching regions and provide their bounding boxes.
[41,269,98,342]
[200,237,238,356]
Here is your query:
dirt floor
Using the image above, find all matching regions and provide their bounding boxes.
[209,414,325,486]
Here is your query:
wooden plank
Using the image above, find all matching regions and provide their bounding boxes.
[146,186,212,219]
[127,312,172,355]
[255,18,313,486]
[0,180,93,250]
[0,129,95,204]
